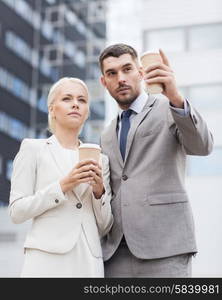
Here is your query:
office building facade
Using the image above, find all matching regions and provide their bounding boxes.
[0,0,107,206]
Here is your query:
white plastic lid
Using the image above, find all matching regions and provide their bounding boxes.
[79,143,101,150]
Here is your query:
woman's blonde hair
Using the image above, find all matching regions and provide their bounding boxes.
[47,77,89,133]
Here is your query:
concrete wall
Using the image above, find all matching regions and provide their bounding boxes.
[0,207,30,277]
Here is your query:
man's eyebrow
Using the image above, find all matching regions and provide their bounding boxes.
[105,63,133,74]
[105,68,116,74]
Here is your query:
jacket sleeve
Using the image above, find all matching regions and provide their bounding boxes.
[91,154,113,238]
[169,100,214,156]
[9,139,68,224]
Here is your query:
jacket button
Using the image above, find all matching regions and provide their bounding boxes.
[122,175,128,181]
[76,203,82,209]
[55,199,59,204]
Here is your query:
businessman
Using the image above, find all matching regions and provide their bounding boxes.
[98,43,213,277]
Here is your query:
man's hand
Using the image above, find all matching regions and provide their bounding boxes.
[143,49,184,108]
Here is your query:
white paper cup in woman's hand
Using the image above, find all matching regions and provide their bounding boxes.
[78,143,101,163]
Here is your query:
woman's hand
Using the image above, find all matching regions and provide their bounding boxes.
[60,159,98,193]
[87,161,105,199]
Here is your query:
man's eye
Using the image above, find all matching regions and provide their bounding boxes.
[124,67,132,72]
[107,72,116,76]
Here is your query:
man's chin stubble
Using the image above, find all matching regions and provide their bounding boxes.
[115,96,135,106]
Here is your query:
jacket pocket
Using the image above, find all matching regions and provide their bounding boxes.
[149,193,188,205]
[139,121,164,137]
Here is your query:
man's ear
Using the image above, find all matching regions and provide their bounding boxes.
[100,76,106,88]
[138,66,144,81]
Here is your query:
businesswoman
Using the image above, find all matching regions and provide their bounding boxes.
[9,77,113,277]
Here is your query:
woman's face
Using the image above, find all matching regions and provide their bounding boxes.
[50,80,89,131]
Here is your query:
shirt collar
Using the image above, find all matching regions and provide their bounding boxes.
[118,90,148,118]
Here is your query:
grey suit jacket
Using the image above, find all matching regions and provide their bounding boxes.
[100,94,213,261]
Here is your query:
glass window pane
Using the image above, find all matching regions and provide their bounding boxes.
[0,155,2,174]
[190,85,222,111]
[145,28,185,52]
[190,24,222,50]
[6,160,13,181]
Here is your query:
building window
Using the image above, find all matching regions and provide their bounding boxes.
[0,155,3,175]
[0,111,10,133]
[5,30,32,64]
[75,50,86,68]
[184,84,222,176]
[41,20,53,40]
[0,111,29,141]
[144,28,186,52]
[1,0,15,9]
[37,95,48,113]
[190,24,222,51]
[0,66,31,105]
[45,0,56,4]
[189,84,222,147]
[144,23,222,53]
[6,160,13,181]
[5,30,53,79]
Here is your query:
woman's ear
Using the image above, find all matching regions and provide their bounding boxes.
[49,105,55,118]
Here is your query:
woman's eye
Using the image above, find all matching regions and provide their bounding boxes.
[79,98,86,102]
[62,98,70,101]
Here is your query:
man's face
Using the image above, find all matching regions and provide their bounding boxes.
[100,54,143,109]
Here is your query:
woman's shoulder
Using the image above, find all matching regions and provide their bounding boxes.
[19,138,47,152]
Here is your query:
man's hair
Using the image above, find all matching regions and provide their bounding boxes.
[99,43,138,73]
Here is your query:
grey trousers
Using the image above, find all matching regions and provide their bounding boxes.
[104,241,192,278]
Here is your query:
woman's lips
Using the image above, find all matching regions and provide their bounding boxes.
[68,111,81,117]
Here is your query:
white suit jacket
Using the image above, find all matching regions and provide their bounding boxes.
[9,135,113,258]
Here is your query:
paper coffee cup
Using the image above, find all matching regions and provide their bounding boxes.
[78,143,101,163]
[140,51,163,94]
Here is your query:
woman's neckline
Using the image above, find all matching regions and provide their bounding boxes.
[53,134,80,150]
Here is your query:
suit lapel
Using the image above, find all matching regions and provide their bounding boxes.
[124,95,157,162]
[46,135,67,176]
[46,135,89,202]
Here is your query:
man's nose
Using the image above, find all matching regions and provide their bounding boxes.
[117,72,126,84]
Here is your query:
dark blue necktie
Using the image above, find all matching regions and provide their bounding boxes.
[119,109,132,160]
